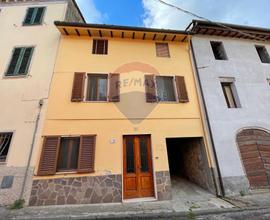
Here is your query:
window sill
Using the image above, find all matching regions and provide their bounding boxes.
[55,171,77,175]
[83,100,109,103]
[157,101,179,104]
[2,75,28,79]
[22,23,43,27]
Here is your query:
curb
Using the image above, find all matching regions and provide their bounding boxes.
[3,205,270,220]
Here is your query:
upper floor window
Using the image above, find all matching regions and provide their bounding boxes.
[5,47,34,76]
[92,39,108,55]
[221,81,240,108]
[86,74,108,101]
[0,132,13,162]
[71,72,120,102]
[23,7,45,25]
[155,43,170,58]
[255,45,270,64]
[156,76,176,101]
[210,41,228,60]
[145,75,189,103]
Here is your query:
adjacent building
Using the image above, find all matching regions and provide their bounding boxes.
[28,22,221,206]
[0,0,84,206]
[189,20,270,195]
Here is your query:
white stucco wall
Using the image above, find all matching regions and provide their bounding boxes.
[191,35,270,193]
[0,1,68,167]
[0,0,69,205]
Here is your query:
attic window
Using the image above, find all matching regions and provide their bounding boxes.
[255,46,270,64]
[210,41,228,60]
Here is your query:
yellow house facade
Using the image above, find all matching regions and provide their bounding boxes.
[29,22,220,205]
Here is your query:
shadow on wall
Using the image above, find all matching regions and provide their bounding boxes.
[166,137,215,194]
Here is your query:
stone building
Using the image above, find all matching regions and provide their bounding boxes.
[0,0,84,206]
[188,20,270,195]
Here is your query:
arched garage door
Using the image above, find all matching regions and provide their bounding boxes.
[237,129,270,188]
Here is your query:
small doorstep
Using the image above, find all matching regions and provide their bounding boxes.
[123,197,157,203]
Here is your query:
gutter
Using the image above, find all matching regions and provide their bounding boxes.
[19,100,43,201]
[54,21,190,35]
[189,38,225,197]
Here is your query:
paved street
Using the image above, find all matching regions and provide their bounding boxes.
[1,190,270,220]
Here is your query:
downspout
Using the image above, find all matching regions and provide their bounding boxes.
[189,37,225,197]
[19,99,43,201]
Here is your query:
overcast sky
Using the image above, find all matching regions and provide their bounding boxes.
[75,0,270,30]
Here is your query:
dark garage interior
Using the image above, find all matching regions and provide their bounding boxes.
[166,137,214,193]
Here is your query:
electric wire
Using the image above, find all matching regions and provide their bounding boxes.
[153,0,268,41]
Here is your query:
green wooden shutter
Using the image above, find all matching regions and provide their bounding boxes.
[6,48,22,76]
[24,8,35,25]
[18,47,34,75]
[33,7,45,24]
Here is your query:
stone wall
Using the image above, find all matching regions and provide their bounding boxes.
[155,171,172,200]
[65,0,84,23]
[182,138,215,193]
[29,174,122,206]
[0,166,33,206]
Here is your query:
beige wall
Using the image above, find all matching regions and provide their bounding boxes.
[0,1,68,168]
[34,36,206,179]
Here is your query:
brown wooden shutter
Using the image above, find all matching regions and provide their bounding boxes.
[109,73,120,102]
[37,136,60,176]
[77,135,96,173]
[145,74,157,102]
[71,72,85,102]
[104,40,108,54]
[175,76,189,103]
[156,43,170,57]
[92,40,97,54]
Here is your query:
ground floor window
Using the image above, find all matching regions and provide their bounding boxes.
[0,133,13,162]
[57,137,80,172]
[38,135,96,176]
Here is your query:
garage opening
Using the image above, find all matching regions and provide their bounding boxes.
[166,137,214,197]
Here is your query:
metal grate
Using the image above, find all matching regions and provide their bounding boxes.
[0,133,13,162]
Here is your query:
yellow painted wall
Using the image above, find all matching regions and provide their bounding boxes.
[34,35,205,178]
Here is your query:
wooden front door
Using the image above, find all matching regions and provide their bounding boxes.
[123,135,154,199]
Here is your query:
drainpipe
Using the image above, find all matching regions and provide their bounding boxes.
[19,99,43,201]
[189,38,225,197]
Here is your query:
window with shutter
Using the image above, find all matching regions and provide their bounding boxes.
[92,39,108,55]
[71,72,85,102]
[145,75,157,102]
[175,76,189,103]
[156,76,176,102]
[5,47,34,76]
[109,73,120,102]
[57,137,80,172]
[38,135,96,176]
[86,74,108,101]
[23,7,45,25]
[155,43,170,57]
